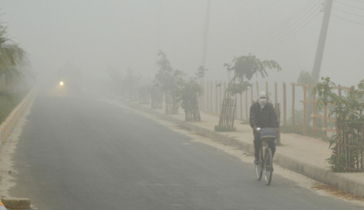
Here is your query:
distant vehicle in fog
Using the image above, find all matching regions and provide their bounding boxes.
[57,68,83,91]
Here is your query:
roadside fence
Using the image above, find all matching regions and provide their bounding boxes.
[200,80,352,139]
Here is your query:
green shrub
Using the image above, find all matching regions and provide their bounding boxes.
[0,88,31,123]
[214,125,236,132]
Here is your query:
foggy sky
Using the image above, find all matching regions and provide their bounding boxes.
[1,0,363,87]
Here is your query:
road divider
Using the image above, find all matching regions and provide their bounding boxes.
[0,200,7,210]
[1,198,30,209]
[0,88,36,147]
[0,88,35,209]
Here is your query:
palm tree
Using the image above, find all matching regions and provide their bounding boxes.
[0,24,27,121]
[0,25,26,90]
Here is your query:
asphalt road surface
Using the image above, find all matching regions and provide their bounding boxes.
[9,90,363,209]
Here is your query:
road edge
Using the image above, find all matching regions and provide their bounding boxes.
[0,88,37,148]
[126,102,364,198]
[0,88,36,210]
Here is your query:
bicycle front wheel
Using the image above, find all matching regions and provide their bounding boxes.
[255,147,263,180]
[264,148,273,186]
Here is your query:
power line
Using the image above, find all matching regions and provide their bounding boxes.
[242,1,322,48]
[267,11,322,50]
[333,7,364,17]
[237,0,320,46]
[242,3,322,50]
[334,0,364,10]
[248,10,322,52]
[332,14,364,26]
[253,0,316,38]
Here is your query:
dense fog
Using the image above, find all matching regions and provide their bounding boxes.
[1,0,363,88]
[2,2,364,207]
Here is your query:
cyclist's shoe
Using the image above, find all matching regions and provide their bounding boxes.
[266,166,274,172]
[254,158,260,164]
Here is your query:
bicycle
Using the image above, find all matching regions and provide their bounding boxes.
[255,127,277,186]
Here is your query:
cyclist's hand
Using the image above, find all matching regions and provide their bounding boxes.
[275,128,279,133]
[253,126,257,134]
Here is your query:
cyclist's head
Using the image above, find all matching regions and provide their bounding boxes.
[258,91,267,107]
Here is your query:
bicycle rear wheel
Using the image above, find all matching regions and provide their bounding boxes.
[255,147,263,180]
[264,148,273,185]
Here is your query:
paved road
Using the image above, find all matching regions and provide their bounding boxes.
[9,90,363,209]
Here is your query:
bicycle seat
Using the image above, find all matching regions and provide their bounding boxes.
[260,128,277,141]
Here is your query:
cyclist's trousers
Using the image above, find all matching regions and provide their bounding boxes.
[254,133,276,159]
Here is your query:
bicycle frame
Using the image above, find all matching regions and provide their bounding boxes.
[255,127,275,186]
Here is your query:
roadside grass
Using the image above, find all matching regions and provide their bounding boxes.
[214,125,236,132]
[0,87,31,123]
[312,184,364,202]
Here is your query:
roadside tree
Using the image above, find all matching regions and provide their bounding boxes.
[122,67,140,100]
[215,54,281,131]
[150,85,163,109]
[314,77,364,172]
[155,51,185,114]
[0,25,28,122]
[138,86,150,105]
[179,66,207,121]
[0,25,26,91]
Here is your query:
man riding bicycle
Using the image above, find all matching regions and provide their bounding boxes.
[250,91,279,165]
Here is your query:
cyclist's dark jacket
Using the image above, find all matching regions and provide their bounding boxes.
[250,102,279,129]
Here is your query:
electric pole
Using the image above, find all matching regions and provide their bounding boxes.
[157,1,162,51]
[201,0,211,67]
[311,0,334,83]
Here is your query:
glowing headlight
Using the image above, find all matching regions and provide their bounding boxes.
[60,81,64,86]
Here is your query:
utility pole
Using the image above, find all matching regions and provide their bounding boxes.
[311,0,333,83]
[157,1,162,51]
[201,0,211,67]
